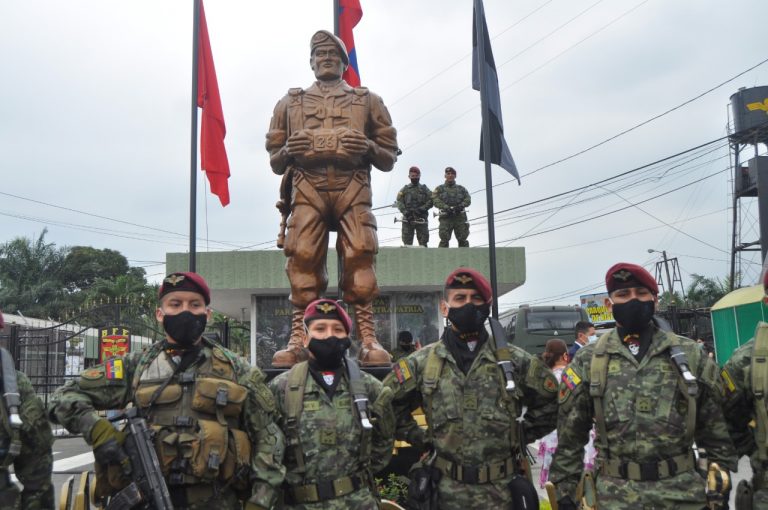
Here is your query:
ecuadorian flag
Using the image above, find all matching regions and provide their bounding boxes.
[338,0,363,87]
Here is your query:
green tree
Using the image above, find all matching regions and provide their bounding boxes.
[0,229,66,317]
[60,246,131,293]
[685,273,730,308]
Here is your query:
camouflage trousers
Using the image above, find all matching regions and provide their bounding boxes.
[593,470,707,509]
[280,487,379,509]
[435,476,513,509]
[438,216,468,247]
[401,219,429,246]
[0,482,54,510]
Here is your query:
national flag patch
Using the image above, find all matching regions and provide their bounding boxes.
[563,367,581,390]
[393,359,412,384]
[721,368,736,393]
[105,358,124,380]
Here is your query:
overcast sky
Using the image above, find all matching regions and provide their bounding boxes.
[2,0,767,311]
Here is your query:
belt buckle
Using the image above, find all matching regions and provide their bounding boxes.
[640,462,659,481]
[316,480,335,501]
[462,465,480,484]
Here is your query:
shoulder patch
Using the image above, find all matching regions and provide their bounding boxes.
[105,359,124,380]
[563,367,582,390]
[212,347,230,362]
[288,87,304,96]
[558,383,572,404]
[721,368,737,393]
[543,374,558,393]
[82,368,104,381]
[393,359,412,384]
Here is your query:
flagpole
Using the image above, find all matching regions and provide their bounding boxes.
[333,0,340,34]
[474,0,499,319]
[189,0,201,272]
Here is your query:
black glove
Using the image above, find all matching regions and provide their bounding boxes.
[91,418,132,476]
[557,496,578,510]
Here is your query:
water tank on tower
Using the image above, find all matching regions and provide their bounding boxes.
[730,86,768,145]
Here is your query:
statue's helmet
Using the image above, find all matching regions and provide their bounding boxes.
[310,30,350,67]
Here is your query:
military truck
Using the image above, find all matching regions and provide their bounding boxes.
[499,304,590,355]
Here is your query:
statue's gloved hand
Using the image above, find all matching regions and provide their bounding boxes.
[285,130,312,156]
[340,128,370,155]
[91,418,132,477]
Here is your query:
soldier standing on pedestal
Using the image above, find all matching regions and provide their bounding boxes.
[396,166,432,247]
[266,30,399,368]
[432,167,471,248]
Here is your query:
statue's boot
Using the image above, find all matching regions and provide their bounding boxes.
[271,308,309,368]
[355,303,392,366]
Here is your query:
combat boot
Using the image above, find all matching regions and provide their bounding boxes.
[271,308,309,368]
[355,303,392,366]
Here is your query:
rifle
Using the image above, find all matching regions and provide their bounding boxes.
[106,408,173,510]
[276,168,294,249]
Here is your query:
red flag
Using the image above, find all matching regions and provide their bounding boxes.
[338,0,362,87]
[197,0,230,206]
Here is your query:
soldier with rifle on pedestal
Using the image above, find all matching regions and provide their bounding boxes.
[395,166,432,247]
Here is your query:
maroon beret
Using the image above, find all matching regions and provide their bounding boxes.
[409,166,421,173]
[158,272,211,305]
[304,299,352,334]
[605,263,658,295]
[445,166,457,175]
[445,267,492,303]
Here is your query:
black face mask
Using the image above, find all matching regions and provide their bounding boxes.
[447,303,490,334]
[611,299,655,334]
[163,311,207,347]
[410,178,420,184]
[307,336,351,370]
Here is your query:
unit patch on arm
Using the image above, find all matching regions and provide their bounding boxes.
[559,366,582,404]
[105,358,124,380]
[393,359,412,384]
[720,368,736,394]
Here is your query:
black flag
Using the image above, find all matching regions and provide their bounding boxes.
[472,0,521,184]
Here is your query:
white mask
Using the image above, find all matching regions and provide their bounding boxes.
[588,334,598,344]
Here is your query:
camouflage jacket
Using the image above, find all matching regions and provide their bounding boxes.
[269,364,394,488]
[396,183,432,218]
[384,331,558,467]
[721,326,768,470]
[550,326,737,500]
[0,370,53,510]
[49,338,285,508]
[432,182,470,212]
[390,347,416,362]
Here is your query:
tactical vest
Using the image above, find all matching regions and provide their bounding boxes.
[421,331,521,453]
[435,185,466,208]
[286,85,371,170]
[282,361,372,475]
[0,353,20,470]
[589,330,699,458]
[752,324,768,462]
[130,342,251,488]
[402,185,430,210]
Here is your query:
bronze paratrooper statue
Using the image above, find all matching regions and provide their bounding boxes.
[266,30,399,367]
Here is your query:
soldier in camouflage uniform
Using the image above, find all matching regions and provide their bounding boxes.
[384,268,558,509]
[0,312,54,510]
[550,263,736,510]
[269,299,395,509]
[720,269,768,509]
[391,331,417,362]
[396,166,432,246]
[432,167,471,247]
[50,272,285,510]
